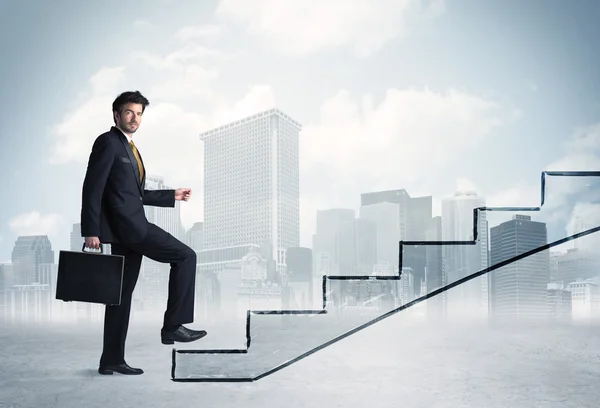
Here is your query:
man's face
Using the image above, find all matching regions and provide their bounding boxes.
[115,103,144,134]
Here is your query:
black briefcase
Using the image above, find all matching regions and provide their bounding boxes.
[55,244,125,306]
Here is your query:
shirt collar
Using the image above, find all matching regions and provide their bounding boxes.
[115,126,134,144]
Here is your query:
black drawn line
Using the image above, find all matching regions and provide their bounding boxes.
[172,170,600,382]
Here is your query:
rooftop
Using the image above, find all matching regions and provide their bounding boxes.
[199,108,302,140]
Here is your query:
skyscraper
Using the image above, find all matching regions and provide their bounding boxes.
[200,108,302,270]
[360,189,411,239]
[489,214,549,323]
[441,190,489,321]
[555,248,600,284]
[11,236,54,285]
[70,223,83,251]
[425,216,444,319]
[360,188,432,294]
[186,222,204,251]
[359,202,401,271]
[312,208,355,275]
[335,218,378,276]
[144,175,185,241]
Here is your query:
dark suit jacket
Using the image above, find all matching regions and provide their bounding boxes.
[80,126,175,244]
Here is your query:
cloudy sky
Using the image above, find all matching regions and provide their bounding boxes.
[0,0,599,260]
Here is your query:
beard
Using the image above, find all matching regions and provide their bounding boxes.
[124,121,138,133]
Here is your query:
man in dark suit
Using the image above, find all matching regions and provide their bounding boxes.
[81,90,207,376]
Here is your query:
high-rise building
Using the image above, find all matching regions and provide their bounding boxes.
[286,247,313,308]
[6,236,55,323]
[312,209,355,275]
[555,248,600,285]
[567,278,600,321]
[549,251,561,282]
[200,109,302,270]
[407,196,433,241]
[144,175,185,241]
[360,189,431,293]
[0,263,15,323]
[425,216,444,319]
[489,214,549,323]
[11,236,54,285]
[361,189,411,238]
[359,202,401,271]
[186,222,204,251]
[335,218,377,276]
[286,247,313,282]
[70,223,83,251]
[441,190,488,321]
[547,282,572,323]
[571,213,600,252]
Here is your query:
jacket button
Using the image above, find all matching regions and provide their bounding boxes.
[139,197,142,201]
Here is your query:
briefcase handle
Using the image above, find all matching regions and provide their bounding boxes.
[82,243,104,253]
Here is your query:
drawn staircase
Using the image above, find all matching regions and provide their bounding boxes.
[172,171,600,382]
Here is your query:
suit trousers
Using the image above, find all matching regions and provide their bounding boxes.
[99,222,197,366]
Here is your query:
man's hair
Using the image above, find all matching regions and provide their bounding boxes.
[112,91,150,123]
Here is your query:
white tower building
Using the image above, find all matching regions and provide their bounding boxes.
[200,109,302,270]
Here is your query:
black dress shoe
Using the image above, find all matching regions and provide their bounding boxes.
[98,363,144,375]
[161,325,207,345]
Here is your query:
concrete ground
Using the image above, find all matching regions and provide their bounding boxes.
[0,314,599,408]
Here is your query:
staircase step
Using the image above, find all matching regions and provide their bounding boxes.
[172,171,600,381]
[173,302,398,381]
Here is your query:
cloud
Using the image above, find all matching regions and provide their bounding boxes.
[546,122,600,180]
[300,88,511,188]
[133,20,154,29]
[175,24,222,41]
[483,182,541,228]
[49,66,128,165]
[210,84,276,124]
[46,14,526,249]
[48,38,275,231]
[48,36,517,250]
[48,42,225,166]
[562,122,600,154]
[294,87,513,245]
[540,124,600,221]
[9,212,64,238]
[482,122,600,232]
[89,66,126,95]
[486,183,540,208]
[128,44,233,104]
[141,60,219,102]
[133,45,233,71]
[567,203,600,234]
[125,35,235,104]
[216,0,445,57]
[455,177,478,194]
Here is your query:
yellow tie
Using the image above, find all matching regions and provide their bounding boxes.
[129,141,144,182]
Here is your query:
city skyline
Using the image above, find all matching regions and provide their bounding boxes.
[0,161,595,262]
[3,210,599,325]
[3,163,599,325]
[3,1,600,262]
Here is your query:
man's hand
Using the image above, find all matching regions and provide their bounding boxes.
[175,188,192,202]
[84,236,101,250]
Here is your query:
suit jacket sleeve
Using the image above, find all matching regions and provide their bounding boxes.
[81,135,114,237]
[143,189,176,207]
